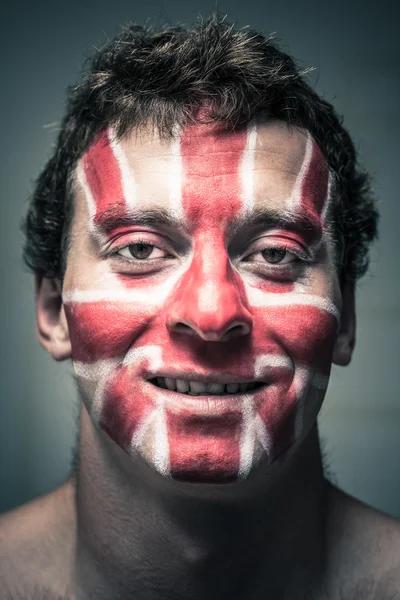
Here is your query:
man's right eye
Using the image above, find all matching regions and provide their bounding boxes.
[118,243,159,260]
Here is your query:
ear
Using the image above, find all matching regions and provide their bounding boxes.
[332,283,356,366]
[35,274,72,361]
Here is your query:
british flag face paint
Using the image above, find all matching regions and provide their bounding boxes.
[63,121,340,482]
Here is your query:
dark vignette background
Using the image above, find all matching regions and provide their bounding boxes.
[0,0,399,517]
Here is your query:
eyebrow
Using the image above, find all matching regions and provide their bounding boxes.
[93,204,323,242]
[229,207,323,240]
[93,206,182,233]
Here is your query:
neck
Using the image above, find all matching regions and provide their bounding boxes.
[73,404,328,600]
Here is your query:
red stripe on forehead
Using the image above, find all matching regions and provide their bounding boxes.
[299,139,330,219]
[180,124,247,224]
[83,129,128,218]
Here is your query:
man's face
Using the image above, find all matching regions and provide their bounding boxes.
[62,120,340,483]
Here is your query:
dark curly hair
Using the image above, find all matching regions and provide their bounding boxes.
[23,14,378,284]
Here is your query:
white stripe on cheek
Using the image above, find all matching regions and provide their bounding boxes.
[122,344,163,372]
[292,367,312,441]
[253,353,294,380]
[74,358,118,422]
[152,392,171,477]
[130,410,155,450]
[238,394,256,479]
[240,121,257,215]
[169,131,184,219]
[286,131,313,211]
[246,286,340,323]
[62,270,186,304]
[107,127,137,211]
[254,413,273,458]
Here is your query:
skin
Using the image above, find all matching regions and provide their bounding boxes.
[64,120,339,483]
[0,121,399,599]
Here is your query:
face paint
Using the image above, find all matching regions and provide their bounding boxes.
[63,121,339,483]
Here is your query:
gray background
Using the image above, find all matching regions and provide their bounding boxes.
[0,0,399,517]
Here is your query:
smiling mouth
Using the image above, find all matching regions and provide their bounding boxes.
[148,377,266,396]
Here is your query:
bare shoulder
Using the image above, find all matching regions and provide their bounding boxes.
[0,477,76,599]
[324,481,400,598]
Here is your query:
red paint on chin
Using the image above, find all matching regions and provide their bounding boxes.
[166,411,242,482]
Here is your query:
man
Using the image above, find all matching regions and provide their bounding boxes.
[0,15,399,600]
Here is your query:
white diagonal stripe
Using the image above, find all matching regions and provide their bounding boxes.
[254,414,273,458]
[152,393,171,477]
[123,344,163,373]
[169,129,184,219]
[76,161,97,233]
[253,353,293,380]
[108,127,137,210]
[286,131,313,211]
[73,358,117,422]
[240,121,257,215]
[238,394,256,479]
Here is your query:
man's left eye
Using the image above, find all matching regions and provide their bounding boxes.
[243,245,300,265]
[117,243,167,260]
[260,247,297,265]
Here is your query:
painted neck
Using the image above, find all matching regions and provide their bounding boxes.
[74,403,327,600]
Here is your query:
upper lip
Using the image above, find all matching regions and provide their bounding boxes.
[146,372,266,384]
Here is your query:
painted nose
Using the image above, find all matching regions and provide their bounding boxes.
[166,247,253,342]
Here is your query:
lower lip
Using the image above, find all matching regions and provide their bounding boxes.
[147,384,265,416]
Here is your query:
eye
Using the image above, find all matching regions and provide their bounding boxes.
[260,247,296,265]
[117,242,167,260]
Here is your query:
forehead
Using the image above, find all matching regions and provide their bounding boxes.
[116,120,307,169]
[74,120,327,229]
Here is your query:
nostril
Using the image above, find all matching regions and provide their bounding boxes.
[225,324,248,338]
[173,323,196,336]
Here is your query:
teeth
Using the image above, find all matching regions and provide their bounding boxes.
[165,377,176,390]
[154,378,261,395]
[189,381,207,394]
[176,379,190,393]
[226,383,239,394]
[208,382,225,394]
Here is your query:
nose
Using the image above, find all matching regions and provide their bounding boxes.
[165,238,253,342]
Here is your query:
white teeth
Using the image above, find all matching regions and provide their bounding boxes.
[176,379,190,393]
[189,381,207,394]
[226,383,239,394]
[165,377,176,390]
[208,382,225,394]
[154,378,261,395]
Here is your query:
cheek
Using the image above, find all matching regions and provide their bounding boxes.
[100,367,155,449]
[64,303,154,362]
[252,306,337,457]
[253,305,337,374]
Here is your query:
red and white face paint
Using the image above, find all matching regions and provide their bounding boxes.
[63,121,340,482]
